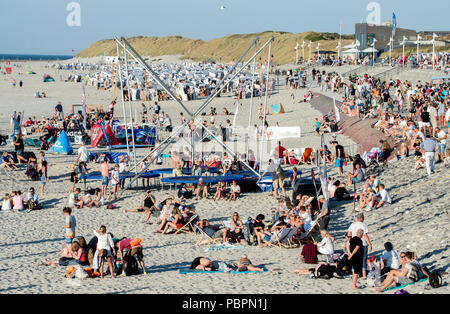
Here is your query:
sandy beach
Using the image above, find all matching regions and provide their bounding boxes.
[0,60,448,294]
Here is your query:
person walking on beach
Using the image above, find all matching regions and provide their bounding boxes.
[419,134,438,176]
[100,159,110,198]
[332,141,345,177]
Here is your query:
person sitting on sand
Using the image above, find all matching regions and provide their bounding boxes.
[68,188,84,209]
[346,163,365,186]
[69,237,89,266]
[237,255,264,272]
[12,191,24,211]
[379,242,401,276]
[365,184,392,211]
[26,187,40,210]
[196,219,224,239]
[213,181,227,201]
[195,178,209,200]
[178,183,193,202]
[1,151,18,170]
[40,245,74,267]
[227,180,241,201]
[299,239,318,264]
[123,190,156,223]
[156,205,185,234]
[222,212,246,244]
[373,251,419,292]
[86,188,105,208]
[316,230,335,261]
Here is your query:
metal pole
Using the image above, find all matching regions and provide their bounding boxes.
[119,124,186,197]
[116,43,130,158]
[199,37,259,114]
[259,41,272,171]
[247,44,257,162]
[116,37,194,117]
[123,46,138,179]
[193,38,272,117]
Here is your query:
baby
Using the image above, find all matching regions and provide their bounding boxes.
[237,255,264,272]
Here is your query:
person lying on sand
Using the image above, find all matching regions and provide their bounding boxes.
[190,257,215,271]
[236,255,264,272]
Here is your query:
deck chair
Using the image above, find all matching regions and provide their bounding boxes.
[194,224,222,246]
[174,214,199,235]
[280,226,300,248]
[293,219,320,245]
[265,227,292,248]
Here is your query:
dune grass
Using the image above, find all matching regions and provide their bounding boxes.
[76,31,354,65]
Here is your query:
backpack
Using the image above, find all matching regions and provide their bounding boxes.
[429,271,443,288]
[124,253,140,276]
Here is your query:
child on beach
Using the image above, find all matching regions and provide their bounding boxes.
[100,159,109,198]
[69,163,78,193]
[12,191,24,211]
[62,207,76,249]
[1,193,12,211]
[39,159,48,194]
[107,164,120,202]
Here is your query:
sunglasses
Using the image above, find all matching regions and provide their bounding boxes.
[400,255,406,258]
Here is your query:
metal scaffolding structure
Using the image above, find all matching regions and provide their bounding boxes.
[114,36,274,197]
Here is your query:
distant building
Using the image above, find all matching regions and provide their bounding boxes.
[355,22,417,52]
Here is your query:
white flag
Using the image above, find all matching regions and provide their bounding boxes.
[333,97,341,123]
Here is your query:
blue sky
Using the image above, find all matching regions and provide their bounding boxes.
[1,0,448,55]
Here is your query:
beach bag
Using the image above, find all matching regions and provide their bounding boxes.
[394,289,409,295]
[429,271,443,288]
[124,253,139,276]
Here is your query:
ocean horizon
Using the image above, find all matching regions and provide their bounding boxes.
[0,54,73,61]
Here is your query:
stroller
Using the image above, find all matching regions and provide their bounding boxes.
[362,148,384,176]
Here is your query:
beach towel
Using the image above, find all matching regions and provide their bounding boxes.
[204,243,247,252]
[386,278,427,291]
[179,266,268,274]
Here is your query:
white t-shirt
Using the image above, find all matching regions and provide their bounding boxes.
[2,199,12,210]
[376,189,392,204]
[347,221,369,246]
[317,237,334,255]
[381,249,401,270]
[437,130,447,145]
[299,211,312,231]
[94,230,114,251]
[111,170,120,185]
[230,184,241,193]
[77,146,89,162]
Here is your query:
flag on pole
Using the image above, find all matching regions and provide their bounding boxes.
[82,80,87,131]
[333,97,341,123]
[392,13,397,37]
